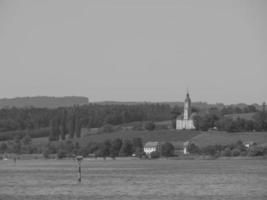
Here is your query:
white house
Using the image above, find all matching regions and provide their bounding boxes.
[183,141,190,155]
[176,92,195,130]
[144,142,160,156]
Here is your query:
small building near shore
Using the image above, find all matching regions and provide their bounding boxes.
[144,142,160,156]
[183,141,190,155]
[172,141,191,155]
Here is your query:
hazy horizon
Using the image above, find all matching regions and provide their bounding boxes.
[0,95,264,106]
[0,0,266,104]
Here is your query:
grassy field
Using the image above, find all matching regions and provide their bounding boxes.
[0,159,266,200]
[32,130,202,146]
[31,130,267,149]
[78,130,201,145]
[191,132,267,147]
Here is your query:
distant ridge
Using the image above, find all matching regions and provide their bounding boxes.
[94,101,262,110]
[94,101,224,110]
[0,96,89,108]
[0,97,262,110]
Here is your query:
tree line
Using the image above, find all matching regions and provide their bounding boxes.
[0,134,176,159]
[0,103,265,142]
[0,136,145,159]
[0,103,172,140]
[187,141,267,157]
[193,105,267,132]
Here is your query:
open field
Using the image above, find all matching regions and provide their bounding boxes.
[0,159,267,200]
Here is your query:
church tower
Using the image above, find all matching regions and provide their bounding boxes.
[176,90,195,130]
[183,92,191,120]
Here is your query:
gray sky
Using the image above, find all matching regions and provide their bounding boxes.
[0,0,266,104]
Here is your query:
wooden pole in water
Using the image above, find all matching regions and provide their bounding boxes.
[78,162,81,182]
[76,156,83,183]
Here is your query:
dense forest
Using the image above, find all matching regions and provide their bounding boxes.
[0,96,89,109]
[0,104,173,141]
[193,104,267,132]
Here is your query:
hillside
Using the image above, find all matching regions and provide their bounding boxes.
[0,96,89,108]
[79,130,201,145]
[31,130,202,147]
[190,131,267,147]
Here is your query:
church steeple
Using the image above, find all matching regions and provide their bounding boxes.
[183,91,191,120]
[176,90,195,130]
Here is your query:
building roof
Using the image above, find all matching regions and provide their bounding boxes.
[144,141,159,148]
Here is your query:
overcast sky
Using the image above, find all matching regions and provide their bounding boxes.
[0,0,266,104]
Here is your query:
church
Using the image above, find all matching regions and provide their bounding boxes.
[176,92,195,130]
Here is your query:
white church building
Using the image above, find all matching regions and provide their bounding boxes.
[176,92,195,130]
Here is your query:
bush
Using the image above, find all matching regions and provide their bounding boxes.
[155,124,169,130]
[110,139,123,158]
[119,140,133,157]
[202,146,217,156]
[221,147,231,157]
[187,143,201,154]
[233,140,246,152]
[101,124,115,133]
[144,121,155,131]
[134,147,144,158]
[132,122,143,131]
[0,143,7,153]
[161,142,174,157]
[150,151,160,159]
[264,147,267,156]
[231,148,241,157]
[240,151,247,156]
[42,148,50,159]
[57,149,67,159]
[248,146,264,156]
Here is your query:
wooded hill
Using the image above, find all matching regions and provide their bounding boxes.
[0,96,89,109]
